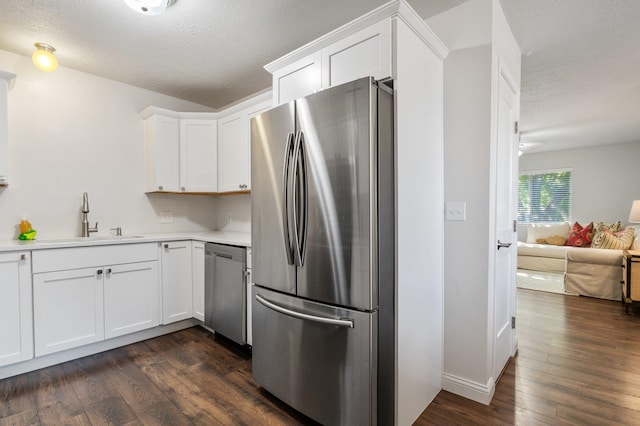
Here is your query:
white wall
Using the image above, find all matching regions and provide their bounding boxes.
[0,49,224,240]
[213,194,251,233]
[428,0,521,405]
[520,141,640,227]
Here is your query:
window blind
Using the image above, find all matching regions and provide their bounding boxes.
[518,169,572,223]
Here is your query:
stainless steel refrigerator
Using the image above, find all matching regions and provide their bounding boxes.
[251,76,395,425]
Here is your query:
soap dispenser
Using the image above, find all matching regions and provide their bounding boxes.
[18,216,36,240]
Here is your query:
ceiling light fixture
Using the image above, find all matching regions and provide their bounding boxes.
[32,43,58,72]
[122,0,176,15]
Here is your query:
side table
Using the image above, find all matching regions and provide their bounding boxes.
[622,250,640,313]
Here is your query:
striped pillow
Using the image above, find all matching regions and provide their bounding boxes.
[591,227,635,250]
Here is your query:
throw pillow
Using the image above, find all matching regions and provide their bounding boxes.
[593,220,623,242]
[565,222,594,247]
[591,227,635,250]
[536,235,567,246]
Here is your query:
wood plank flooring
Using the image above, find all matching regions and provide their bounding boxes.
[2,288,640,425]
[418,289,640,425]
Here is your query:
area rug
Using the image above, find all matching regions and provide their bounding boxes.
[516,270,569,295]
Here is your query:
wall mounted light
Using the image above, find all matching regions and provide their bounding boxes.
[32,43,58,72]
[122,0,176,15]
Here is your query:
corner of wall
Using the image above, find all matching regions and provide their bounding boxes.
[442,372,496,405]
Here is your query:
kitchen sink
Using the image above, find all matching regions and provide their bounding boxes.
[36,235,145,244]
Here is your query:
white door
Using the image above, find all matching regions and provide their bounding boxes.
[161,241,193,324]
[180,119,218,192]
[33,267,105,356]
[192,241,205,322]
[104,261,160,338]
[217,113,248,192]
[494,68,518,380]
[0,252,33,366]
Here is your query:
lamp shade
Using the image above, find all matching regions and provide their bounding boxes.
[32,43,58,72]
[629,200,640,223]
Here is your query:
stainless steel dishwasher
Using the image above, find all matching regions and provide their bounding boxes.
[204,243,247,345]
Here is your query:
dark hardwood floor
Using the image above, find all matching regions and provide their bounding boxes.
[2,289,640,425]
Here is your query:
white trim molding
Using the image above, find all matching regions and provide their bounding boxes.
[442,372,496,405]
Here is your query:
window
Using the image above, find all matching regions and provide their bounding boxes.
[518,169,572,223]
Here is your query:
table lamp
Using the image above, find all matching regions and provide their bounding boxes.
[630,200,640,223]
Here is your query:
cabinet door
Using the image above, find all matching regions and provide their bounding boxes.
[144,114,180,192]
[161,241,193,324]
[272,51,322,105]
[217,112,249,193]
[33,267,104,356]
[104,261,160,339]
[180,119,218,192]
[192,241,205,321]
[0,252,33,366]
[323,19,392,88]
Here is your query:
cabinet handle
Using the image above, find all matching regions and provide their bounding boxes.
[181,187,186,192]
[97,269,103,275]
[20,253,27,260]
[107,268,112,274]
[158,185,163,190]
[164,243,169,249]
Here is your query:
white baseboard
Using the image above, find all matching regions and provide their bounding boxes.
[442,372,495,405]
[0,319,201,380]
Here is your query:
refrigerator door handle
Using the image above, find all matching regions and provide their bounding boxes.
[291,131,308,267]
[282,132,295,265]
[255,294,354,328]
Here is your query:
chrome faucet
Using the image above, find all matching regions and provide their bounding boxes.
[81,192,98,237]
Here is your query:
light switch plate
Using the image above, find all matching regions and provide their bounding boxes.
[445,202,466,221]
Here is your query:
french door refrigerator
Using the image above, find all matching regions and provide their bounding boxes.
[251,76,395,425]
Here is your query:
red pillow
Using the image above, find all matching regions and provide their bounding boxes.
[565,222,594,247]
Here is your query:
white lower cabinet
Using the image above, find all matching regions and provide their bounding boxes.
[161,241,193,324]
[0,251,33,366]
[104,261,160,339]
[33,267,105,356]
[192,241,205,321]
[32,243,159,357]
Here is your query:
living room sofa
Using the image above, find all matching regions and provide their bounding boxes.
[517,222,639,301]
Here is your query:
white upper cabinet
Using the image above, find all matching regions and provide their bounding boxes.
[217,95,271,193]
[0,71,16,186]
[180,119,218,192]
[142,107,217,193]
[0,251,33,367]
[217,112,247,192]
[144,113,180,192]
[272,52,323,105]
[267,18,393,106]
[322,20,392,88]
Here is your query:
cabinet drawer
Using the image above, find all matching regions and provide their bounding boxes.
[631,259,640,300]
[32,243,158,273]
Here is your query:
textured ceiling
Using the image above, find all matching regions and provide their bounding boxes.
[0,0,464,110]
[0,1,638,152]
[501,0,640,153]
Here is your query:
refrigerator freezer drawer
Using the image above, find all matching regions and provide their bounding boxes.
[252,286,377,425]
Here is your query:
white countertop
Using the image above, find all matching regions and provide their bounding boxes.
[0,230,251,252]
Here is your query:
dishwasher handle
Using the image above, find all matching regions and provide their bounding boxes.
[255,294,354,328]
